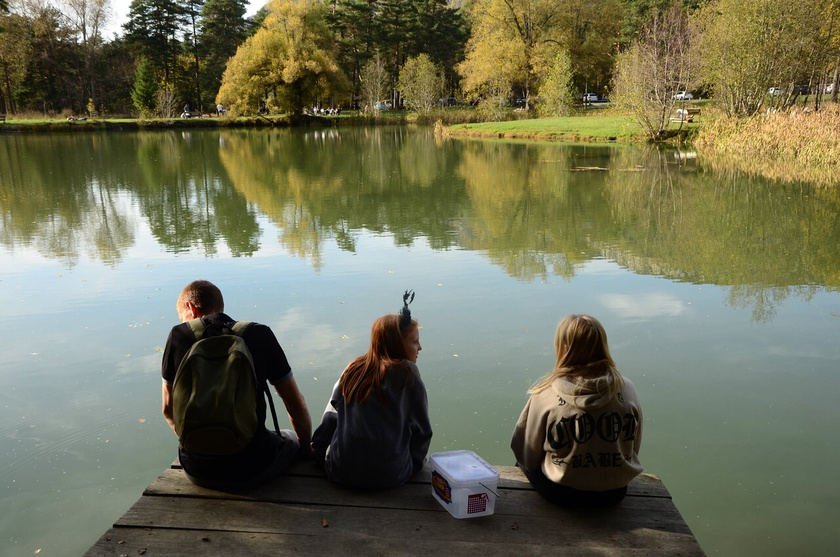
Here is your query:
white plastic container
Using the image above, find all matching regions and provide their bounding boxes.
[430,450,499,518]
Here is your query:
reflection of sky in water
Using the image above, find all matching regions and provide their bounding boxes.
[1,130,839,556]
[601,293,686,320]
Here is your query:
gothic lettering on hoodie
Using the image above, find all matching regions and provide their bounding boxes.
[547,411,638,451]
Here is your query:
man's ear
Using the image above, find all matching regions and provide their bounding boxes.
[180,300,200,322]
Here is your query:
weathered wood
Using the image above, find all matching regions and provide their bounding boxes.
[168,460,671,497]
[87,461,703,556]
[87,527,698,557]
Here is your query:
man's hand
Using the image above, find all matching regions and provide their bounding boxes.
[275,377,313,458]
[161,382,177,434]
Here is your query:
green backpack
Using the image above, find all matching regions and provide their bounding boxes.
[172,320,279,456]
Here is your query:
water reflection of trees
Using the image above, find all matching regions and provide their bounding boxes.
[2,130,838,322]
[0,134,135,265]
[454,141,623,280]
[603,146,838,322]
[0,132,262,264]
[133,132,260,256]
[217,127,468,270]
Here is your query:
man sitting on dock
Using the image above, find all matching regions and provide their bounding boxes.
[161,280,312,490]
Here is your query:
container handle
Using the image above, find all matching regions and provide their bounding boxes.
[479,482,499,497]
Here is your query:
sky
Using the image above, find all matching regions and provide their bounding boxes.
[105,0,265,38]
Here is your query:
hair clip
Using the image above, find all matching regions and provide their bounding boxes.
[399,289,415,328]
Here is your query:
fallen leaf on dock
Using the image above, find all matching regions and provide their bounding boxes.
[138,549,147,555]
[321,518,329,528]
[511,522,519,530]
[201,537,210,542]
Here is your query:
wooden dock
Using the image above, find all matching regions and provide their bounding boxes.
[86,460,703,556]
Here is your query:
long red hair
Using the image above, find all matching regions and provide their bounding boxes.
[340,314,417,404]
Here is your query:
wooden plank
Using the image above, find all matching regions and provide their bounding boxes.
[169,459,672,498]
[144,469,674,518]
[86,526,701,557]
[115,494,696,540]
[93,462,701,557]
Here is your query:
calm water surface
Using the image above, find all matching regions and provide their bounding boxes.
[1,127,838,556]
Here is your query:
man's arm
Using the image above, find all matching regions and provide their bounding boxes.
[161,381,176,434]
[275,376,313,458]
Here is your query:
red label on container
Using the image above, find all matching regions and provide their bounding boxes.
[467,493,488,514]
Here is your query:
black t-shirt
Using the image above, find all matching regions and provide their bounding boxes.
[161,313,292,482]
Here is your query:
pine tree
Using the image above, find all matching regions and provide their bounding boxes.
[131,56,159,115]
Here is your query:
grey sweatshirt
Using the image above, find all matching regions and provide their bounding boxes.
[312,360,433,489]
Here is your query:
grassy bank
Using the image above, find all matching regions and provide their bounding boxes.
[444,113,649,142]
[0,111,408,133]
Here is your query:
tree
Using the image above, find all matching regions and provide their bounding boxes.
[327,0,378,106]
[124,0,184,84]
[216,0,349,115]
[696,0,835,117]
[612,3,696,139]
[198,0,248,107]
[538,50,575,117]
[457,0,622,108]
[359,51,389,111]
[182,0,204,110]
[398,53,441,113]
[17,3,82,112]
[60,0,111,108]
[131,55,158,114]
[0,13,30,113]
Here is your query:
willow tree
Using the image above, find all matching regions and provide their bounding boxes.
[217,0,349,115]
[457,0,622,108]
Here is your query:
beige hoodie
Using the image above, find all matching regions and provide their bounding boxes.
[511,375,643,491]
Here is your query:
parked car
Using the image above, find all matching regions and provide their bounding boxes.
[673,91,693,100]
[582,93,598,102]
[439,97,463,107]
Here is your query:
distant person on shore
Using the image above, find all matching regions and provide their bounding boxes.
[511,314,643,507]
[161,280,312,490]
[311,291,432,488]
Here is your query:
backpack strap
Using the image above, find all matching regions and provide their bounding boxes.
[186,318,206,341]
[228,321,282,437]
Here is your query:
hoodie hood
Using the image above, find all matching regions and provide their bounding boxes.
[550,376,615,410]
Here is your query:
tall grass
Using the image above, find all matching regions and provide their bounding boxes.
[695,104,840,185]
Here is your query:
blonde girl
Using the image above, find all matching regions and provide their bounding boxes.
[511,314,643,507]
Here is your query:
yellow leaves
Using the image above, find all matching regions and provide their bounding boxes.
[218,0,347,114]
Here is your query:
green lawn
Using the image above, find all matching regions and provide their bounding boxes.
[449,115,647,141]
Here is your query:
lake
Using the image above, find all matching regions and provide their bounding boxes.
[1,126,838,555]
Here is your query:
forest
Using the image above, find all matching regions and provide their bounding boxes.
[0,0,838,120]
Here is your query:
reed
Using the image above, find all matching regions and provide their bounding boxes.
[694,104,840,184]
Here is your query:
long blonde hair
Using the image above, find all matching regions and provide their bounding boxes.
[529,314,623,399]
